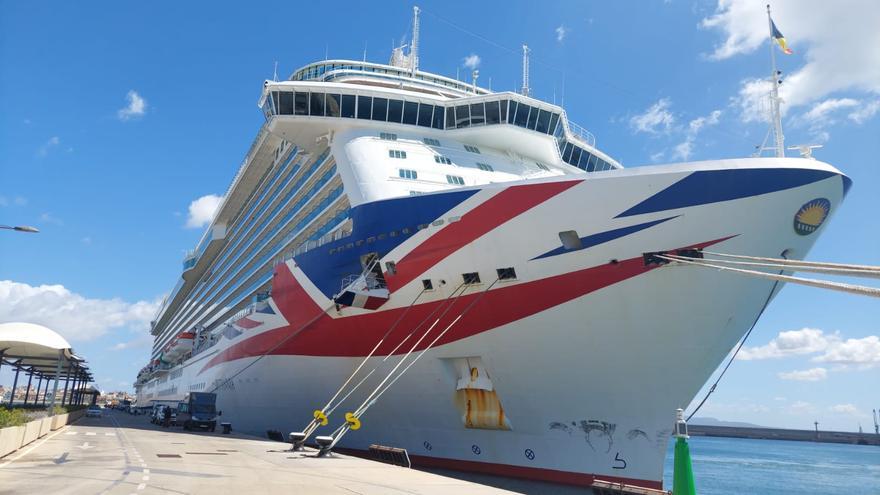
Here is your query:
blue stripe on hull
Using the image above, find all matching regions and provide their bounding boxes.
[616,168,838,218]
[532,216,678,260]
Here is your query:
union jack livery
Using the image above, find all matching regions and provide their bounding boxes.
[136,10,849,490]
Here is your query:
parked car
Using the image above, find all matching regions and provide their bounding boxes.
[151,405,177,425]
[86,405,102,418]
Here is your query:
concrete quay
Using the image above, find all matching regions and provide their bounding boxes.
[0,409,519,495]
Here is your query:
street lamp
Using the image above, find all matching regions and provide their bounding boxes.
[0,225,39,233]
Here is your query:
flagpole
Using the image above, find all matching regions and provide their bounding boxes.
[767,4,785,158]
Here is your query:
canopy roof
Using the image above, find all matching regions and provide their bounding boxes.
[0,322,90,379]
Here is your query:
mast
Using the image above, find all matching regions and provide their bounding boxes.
[411,6,420,77]
[521,44,530,97]
[766,4,785,158]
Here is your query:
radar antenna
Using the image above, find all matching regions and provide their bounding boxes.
[521,44,530,97]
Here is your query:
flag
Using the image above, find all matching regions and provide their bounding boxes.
[771,18,793,54]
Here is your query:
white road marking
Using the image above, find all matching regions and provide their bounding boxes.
[65,431,78,435]
[77,442,93,450]
[137,483,146,490]
[142,476,150,481]
[105,432,116,436]
[143,469,150,474]
[85,432,96,436]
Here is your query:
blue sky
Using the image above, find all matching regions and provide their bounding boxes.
[1,1,878,431]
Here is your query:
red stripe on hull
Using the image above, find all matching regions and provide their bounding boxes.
[200,236,733,373]
[386,180,582,292]
[335,447,663,490]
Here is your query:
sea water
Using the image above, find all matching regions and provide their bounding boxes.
[663,436,880,494]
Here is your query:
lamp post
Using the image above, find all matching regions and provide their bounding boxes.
[0,225,39,233]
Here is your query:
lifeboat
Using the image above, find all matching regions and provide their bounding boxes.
[162,331,195,361]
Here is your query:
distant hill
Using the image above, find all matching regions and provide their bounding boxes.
[689,417,765,428]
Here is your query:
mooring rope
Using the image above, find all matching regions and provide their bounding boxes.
[699,257,880,279]
[702,251,880,273]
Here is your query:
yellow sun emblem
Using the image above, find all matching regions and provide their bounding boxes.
[793,198,830,235]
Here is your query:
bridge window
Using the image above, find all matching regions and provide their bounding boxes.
[357,96,372,119]
[418,103,434,127]
[310,92,325,116]
[527,106,540,130]
[372,97,388,121]
[470,103,485,126]
[446,175,465,185]
[455,104,470,128]
[485,101,501,124]
[536,109,551,133]
[403,101,419,125]
[432,106,445,129]
[388,99,404,123]
[294,92,309,115]
[340,94,356,118]
[507,101,518,124]
[513,103,530,127]
[326,94,341,117]
[399,169,418,179]
[445,106,455,128]
[279,92,293,115]
[548,113,560,136]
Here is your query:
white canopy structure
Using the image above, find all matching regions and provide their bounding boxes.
[0,322,92,411]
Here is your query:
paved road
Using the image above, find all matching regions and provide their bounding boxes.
[0,409,516,494]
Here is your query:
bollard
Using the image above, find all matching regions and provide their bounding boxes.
[672,408,696,495]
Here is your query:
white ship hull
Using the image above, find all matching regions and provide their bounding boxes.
[138,158,847,488]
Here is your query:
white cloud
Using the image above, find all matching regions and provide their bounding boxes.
[555,25,568,42]
[0,280,161,342]
[788,400,814,414]
[36,136,60,157]
[848,99,880,124]
[813,335,880,367]
[118,90,147,121]
[794,98,860,136]
[703,1,880,115]
[777,367,827,381]
[672,109,723,160]
[111,336,152,351]
[462,54,481,70]
[630,98,676,134]
[829,404,863,416]
[39,212,63,225]
[739,328,834,360]
[185,194,223,229]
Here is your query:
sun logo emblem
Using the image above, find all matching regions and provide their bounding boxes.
[793,198,831,236]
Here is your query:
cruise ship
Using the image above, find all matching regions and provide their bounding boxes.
[136,8,850,490]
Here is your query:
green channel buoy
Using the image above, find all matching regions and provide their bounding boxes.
[672,408,696,495]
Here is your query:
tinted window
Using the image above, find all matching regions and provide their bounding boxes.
[578,151,592,170]
[294,92,309,115]
[340,95,355,118]
[470,103,485,126]
[507,101,517,124]
[569,147,582,166]
[587,153,599,172]
[499,100,508,123]
[455,105,470,128]
[417,103,433,127]
[279,92,293,115]
[562,142,574,162]
[536,109,551,133]
[326,94,341,117]
[485,101,500,124]
[432,106,444,129]
[548,113,560,136]
[388,99,403,123]
[527,106,540,130]
[371,97,388,121]
[403,101,418,125]
[357,96,372,119]
[445,106,455,128]
[309,92,325,116]
[514,103,530,127]
[271,92,280,114]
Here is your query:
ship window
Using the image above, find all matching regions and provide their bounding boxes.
[485,100,501,124]
[496,267,517,280]
[462,272,481,285]
[445,106,455,128]
[422,279,433,290]
[548,113,560,135]
[377,233,387,240]
[270,91,279,114]
[513,103,530,127]
[559,230,582,250]
[388,99,404,123]
[476,162,493,172]
[385,261,396,274]
[536,162,550,171]
[294,92,309,115]
[326,94,341,117]
[527,106,540,130]
[372,97,388,121]
[399,169,417,179]
[432,106,445,129]
[310,92,325,116]
[434,155,452,165]
[423,137,441,146]
[403,101,418,125]
[389,150,407,159]
[578,151,592,170]
[279,92,293,115]
[500,100,509,122]
[464,145,481,154]
[455,104,470,128]
[569,147,582,166]
[446,175,465,185]
[357,96,372,119]
[536,109,551,133]
[417,103,433,127]
[562,142,574,162]
[341,94,356,118]
[470,103,485,126]
[380,132,397,141]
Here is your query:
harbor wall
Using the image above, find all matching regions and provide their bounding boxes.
[689,424,880,446]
